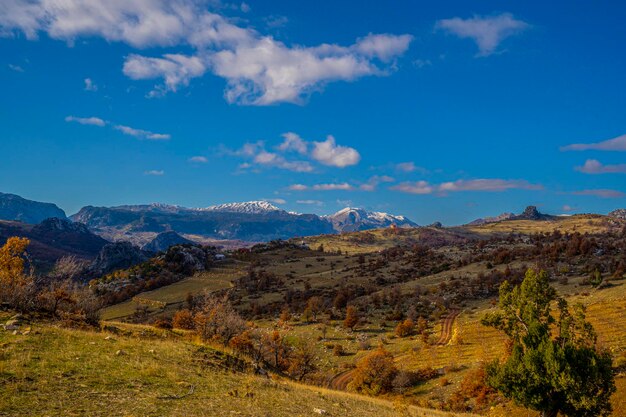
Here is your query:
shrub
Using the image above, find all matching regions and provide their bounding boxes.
[153,317,172,329]
[333,344,344,356]
[349,347,397,395]
[394,318,415,337]
[172,309,195,329]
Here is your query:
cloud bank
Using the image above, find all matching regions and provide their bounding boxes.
[1,1,412,105]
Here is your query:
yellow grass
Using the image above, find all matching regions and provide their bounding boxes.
[0,318,478,417]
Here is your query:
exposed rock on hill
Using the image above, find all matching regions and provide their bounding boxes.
[609,209,626,220]
[467,212,515,226]
[142,231,194,253]
[89,241,149,276]
[0,192,66,224]
[513,206,555,221]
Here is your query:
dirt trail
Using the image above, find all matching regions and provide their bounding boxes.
[328,369,355,390]
[435,309,459,345]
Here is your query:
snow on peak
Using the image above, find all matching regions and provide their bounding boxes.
[203,201,284,214]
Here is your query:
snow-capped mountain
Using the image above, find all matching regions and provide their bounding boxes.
[202,201,284,214]
[326,207,417,233]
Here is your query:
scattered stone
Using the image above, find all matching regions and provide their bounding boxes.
[104,336,114,341]
[149,349,155,354]
[313,408,327,415]
[115,349,126,356]
[12,330,18,335]
[3,324,19,331]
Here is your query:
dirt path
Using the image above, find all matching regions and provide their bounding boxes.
[435,309,459,345]
[328,369,355,391]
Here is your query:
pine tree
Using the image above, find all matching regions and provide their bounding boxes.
[481,269,615,417]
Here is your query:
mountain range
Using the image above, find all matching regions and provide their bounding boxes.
[0,194,416,245]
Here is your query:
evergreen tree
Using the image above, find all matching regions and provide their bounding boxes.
[482,269,615,417]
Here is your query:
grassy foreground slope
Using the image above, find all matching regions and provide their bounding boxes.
[0,317,476,417]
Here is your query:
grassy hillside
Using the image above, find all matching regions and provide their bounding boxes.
[0,316,477,417]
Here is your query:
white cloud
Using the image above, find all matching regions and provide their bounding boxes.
[65,115,106,127]
[265,198,286,204]
[144,170,165,176]
[571,189,625,199]
[354,33,414,62]
[288,184,308,191]
[575,159,626,174]
[390,178,542,195]
[123,54,206,95]
[390,181,434,195]
[84,77,97,91]
[230,133,360,172]
[288,183,354,191]
[8,64,24,72]
[439,178,542,192]
[0,1,412,105]
[436,13,528,56]
[296,199,323,206]
[359,175,394,191]
[189,156,208,163]
[561,134,626,152]
[311,135,360,167]
[312,183,354,191]
[395,162,426,173]
[114,124,171,140]
[65,115,170,140]
[562,205,575,212]
[278,132,308,154]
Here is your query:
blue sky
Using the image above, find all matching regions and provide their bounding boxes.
[1,0,625,225]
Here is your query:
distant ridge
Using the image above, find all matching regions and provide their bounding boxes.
[468,206,556,226]
[0,192,66,224]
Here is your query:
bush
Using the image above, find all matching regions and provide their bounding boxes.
[153,317,172,329]
[194,294,247,343]
[333,344,344,356]
[394,318,415,337]
[172,309,195,330]
[349,347,397,395]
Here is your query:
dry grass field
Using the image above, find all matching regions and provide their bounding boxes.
[101,262,247,321]
[0,314,480,417]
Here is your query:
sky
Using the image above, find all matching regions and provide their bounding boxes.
[0,0,625,225]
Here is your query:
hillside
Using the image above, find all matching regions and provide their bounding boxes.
[0,316,476,417]
[90,216,626,415]
[0,218,108,267]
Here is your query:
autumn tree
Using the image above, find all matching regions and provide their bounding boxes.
[0,237,35,312]
[482,269,615,417]
[349,347,398,395]
[305,296,322,322]
[287,340,317,381]
[395,318,415,337]
[343,305,359,330]
[194,293,246,343]
[263,330,290,370]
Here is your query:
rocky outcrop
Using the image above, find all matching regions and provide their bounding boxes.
[608,209,626,220]
[513,206,555,221]
[0,192,66,224]
[142,231,194,253]
[158,244,215,275]
[89,241,149,276]
[467,212,515,226]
